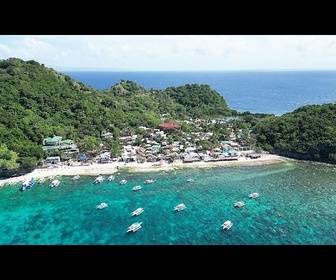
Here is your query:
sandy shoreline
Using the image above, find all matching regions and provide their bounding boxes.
[0,154,287,185]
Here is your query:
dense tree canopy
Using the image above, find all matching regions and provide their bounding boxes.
[2,57,336,170]
[251,104,336,163]
[0,58,234,170]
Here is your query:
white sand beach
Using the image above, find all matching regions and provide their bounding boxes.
[0,154,288,186]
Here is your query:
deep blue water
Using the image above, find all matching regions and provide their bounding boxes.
[62,70,336,115]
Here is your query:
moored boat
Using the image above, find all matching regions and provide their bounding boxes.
[108,175,115,181]
[174,203,186,211]
[49,179,60,188]
[72,175,80,180]
[132,185,142,191]
[119,179,127,185]
[127,222,142,233]
[20,177,36,191]
[94,175,104,184]
[221,220,233,230]
[131,207,144,216]
[234,201,245,207]
[145,179,155,184]
[248,192,259,199]
[97,202,108,209]
[38,177,46,183]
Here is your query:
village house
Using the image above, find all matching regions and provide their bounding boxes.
[157,123,181,131]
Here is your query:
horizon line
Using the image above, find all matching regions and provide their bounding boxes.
[56,68,336,72]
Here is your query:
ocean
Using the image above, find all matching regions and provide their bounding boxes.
[1,70,336,245]
[62,70,336,116]
[1,160,336,245]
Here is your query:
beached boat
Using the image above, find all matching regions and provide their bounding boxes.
[38,177,46,183]
[37,177,45,183]
[94,175,104,184]
[72,175,80,180]
[49,179,60,188]
[97,202,108,209]
[132,185,142,191]
[145,179,155,184]
[234,201,245,207]
[107,175,115,181]
[127,222,143,233]
[119,179,127,185]
[131,207,144,216]
[174,203,186,211]
[221,220,233,230]
[248,192,259,199]
[20,177,36,191]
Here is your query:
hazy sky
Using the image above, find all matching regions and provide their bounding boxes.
[0,35,336,71]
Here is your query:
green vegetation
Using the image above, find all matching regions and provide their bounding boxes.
[0,144,20,170]
[251,104,336,163]
[0,58,234,171]
[2,57,336,171]
[163,84,232,118]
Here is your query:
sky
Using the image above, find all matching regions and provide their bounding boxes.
[1,35,336,72]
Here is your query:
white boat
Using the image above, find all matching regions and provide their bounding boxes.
[248,192,259,199]
[20,177,36,191]
[49,179,60,188]
[174,203,186,211]
[131,207,144,216]
[94,175,104,184]
[234,201,245,207]
[38,177,46,183]
[108,175,115,181]
[119,179,127,185]
[187,178,194,182]
[145,179,155,184]
[97,202,108,209]
[72,175,80,180]
[221,220,233,230]
[132,185,142,191]
[127,222,143,233]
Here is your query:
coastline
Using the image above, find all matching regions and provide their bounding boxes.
[0,154,288,186]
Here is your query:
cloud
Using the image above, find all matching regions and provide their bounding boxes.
[0,35,336,71]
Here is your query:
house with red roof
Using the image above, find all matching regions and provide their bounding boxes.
[157,123,181,131]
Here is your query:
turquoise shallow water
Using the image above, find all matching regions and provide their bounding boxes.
[0,160,336,245]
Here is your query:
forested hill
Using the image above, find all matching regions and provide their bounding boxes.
[3,57,336,170]
[0,57,234,170]
[251,103,336,164]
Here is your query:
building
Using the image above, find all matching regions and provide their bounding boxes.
[43,136,62,146]
[45,156,61,164]
[42,135,79,153]
[157,123,181,131]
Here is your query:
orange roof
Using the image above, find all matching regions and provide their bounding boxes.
[157,123,181,129]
